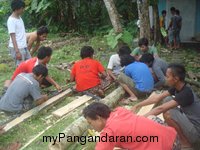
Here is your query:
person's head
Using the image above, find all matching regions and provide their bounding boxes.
[170,7,176,15]
[120,54,135,67]
[37,26,49,41]
[80,46,94,59]
[11,0,25,15]
[32,64,48,83]
[162,10,166,17]
[140,53,154,67]
[83,102,111,132]
[175,9,180,15]
[166,63,186,87]
[138,38,149,52]
[37,46,53,64]
[118,45,131,56]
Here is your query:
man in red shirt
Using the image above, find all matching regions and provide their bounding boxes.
[83,102,180,150]
[70,46,107,97]
[9,46,61,91]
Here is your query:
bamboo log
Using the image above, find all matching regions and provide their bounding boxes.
[187,71,198,81]
[3,89,72,132]
[48,87,125,150]
[185,78,200,88]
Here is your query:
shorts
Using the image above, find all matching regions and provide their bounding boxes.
[118,72,150,99]
[163,96,200,144]
[9,47,31,66]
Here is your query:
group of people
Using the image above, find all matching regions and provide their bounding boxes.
[160,7,182,49]
[0,1,199,150]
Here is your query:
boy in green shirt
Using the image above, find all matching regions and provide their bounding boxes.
[132,38,158,61]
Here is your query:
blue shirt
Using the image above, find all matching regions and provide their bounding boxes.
[124,62,154,92]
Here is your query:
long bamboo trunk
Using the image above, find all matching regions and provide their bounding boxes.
[48,87,125,150]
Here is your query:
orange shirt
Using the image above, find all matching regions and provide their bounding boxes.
[96,107,177,150]
[71,58,105,91]
[11,57,38,80]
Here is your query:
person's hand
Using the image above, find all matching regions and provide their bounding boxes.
[16,51,22,60]
[55,84,62,92]
[131,105,140,113]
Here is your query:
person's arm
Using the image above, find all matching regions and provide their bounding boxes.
[45,75,61,91]
[35,95,48,106]
[152,46,159,58]
[153,67,166,88]
[10,33,21,60]
[107,69,117,81]
[131,91,170,113]
[144,99,178,117]
[99,70,107,79]
[131,48,141,61]
[30,40,40,56]
[70,73,75,82]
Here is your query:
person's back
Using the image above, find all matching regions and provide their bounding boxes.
[71,58,104,91]
[0,73,40,113]
[125,61,154,92]
[96,107,177,150]
[152,57,168,87]
[11,57,38,80]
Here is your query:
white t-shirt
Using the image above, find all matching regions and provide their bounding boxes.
[107,54,122,75]
[7,16,27,49]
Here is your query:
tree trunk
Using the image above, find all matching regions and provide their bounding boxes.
[152,3,161,45]
[48,87,125,150]
[103,0,123,33]
[137,0,151,42]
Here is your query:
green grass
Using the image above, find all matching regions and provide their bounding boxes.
[0,25,200,149]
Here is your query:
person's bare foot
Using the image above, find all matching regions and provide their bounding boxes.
[127,96,138,102]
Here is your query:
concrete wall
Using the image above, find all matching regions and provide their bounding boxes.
[166,0,196,41]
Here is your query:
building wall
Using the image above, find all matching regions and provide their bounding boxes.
[165,0,196,41]
[195,0,200,34]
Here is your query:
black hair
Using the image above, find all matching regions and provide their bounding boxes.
[11,0,25,11]
[80,46,94,59]
[168,63,186,81]
[170,7,176,12]
[37,46,52,59]
[162,10,166,15]
[118,45,131,56]
[83,102,111,120]
[140,53,154,67]
[32,64,48,77]
[120,55,135,67]
[37,26,49,35]
[175,9,180,15]
[138,38,149,47]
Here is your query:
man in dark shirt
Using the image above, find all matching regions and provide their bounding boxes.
[132,63,200,149]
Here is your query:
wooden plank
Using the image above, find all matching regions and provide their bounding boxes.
[52,95,92,118]
[3,89,72,132]
[137,104,154,116]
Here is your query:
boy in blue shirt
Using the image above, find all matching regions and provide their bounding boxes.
[118,55,154,101]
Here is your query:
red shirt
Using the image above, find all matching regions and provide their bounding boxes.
[11,57,38,80]
[96,107,177,150]
[71,58,105,91]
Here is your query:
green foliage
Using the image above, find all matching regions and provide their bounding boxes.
[105,21,138,49]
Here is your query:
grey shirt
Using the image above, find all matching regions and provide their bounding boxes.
[152,58,168,88]
[0,73,42,113]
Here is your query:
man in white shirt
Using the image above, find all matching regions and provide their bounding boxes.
[7,0,31,66]
[107,45,131,81]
